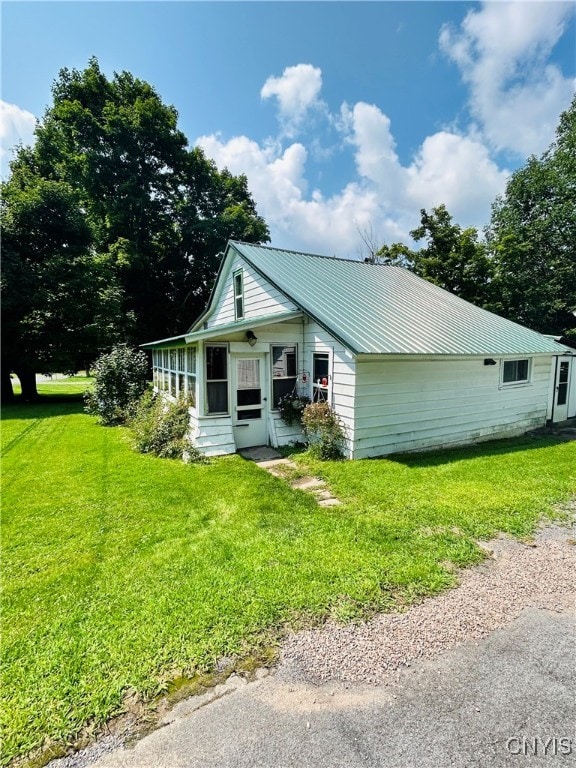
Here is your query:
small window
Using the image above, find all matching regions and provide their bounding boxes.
[312,353,330,402]
[233,270,244,320]
[206,345,228,414]
[271,345,297,407]
[502,359,530,384]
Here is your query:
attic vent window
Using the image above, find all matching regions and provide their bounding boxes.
[234,270,244,320]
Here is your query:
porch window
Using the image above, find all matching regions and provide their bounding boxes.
[271,345,297,407]
[502,358,530,385]
[312,353,330,402]
[233,270,244,320]
[186,347,197,406]
[206,345,228,414]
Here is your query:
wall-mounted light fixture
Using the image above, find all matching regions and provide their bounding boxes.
[246,330,258,347]
[484,358,497,366]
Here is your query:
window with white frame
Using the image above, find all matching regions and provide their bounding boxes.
[233,269,244,320]
[502,358,530,385]
[271,345,297,407]
[312,353,330,402]
[151,345,197,404]
[206,345,228,414]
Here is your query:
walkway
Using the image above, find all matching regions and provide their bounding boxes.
[239,446,341,507]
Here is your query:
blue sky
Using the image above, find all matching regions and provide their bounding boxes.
[2,1,575,256]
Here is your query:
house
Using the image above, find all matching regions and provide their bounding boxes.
[141,241,574,459]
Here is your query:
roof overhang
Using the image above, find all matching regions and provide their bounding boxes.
[140,334,188,350]
[184,311,303,343]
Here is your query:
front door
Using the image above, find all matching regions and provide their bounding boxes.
[554,357,571,422]
[232,355,268,449]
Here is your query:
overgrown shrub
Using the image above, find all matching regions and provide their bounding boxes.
[84,345,149,425]
[301,402,346,460]
[129,391,204,461]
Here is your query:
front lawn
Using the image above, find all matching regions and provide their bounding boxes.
[1,392,574,764]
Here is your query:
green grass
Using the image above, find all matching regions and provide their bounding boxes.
[2,387,575,764]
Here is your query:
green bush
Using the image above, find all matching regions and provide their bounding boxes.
[129,391,204,461]
[301,401,346,460]
[84,345,149,425]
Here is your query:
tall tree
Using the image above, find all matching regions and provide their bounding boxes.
[409,205,494,308]
[2,59,269,400]
[1,171,127,400]
[487,96,576,335]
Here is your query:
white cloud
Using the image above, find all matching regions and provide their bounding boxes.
[0,100,36,177]
[261,64,324,137]
[440,1,575,155]
[198,100,508,255]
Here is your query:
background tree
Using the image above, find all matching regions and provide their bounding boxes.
[487,96,576,335]
[1,172,127,401]
[2,58,269,400]
[409,205,494,308]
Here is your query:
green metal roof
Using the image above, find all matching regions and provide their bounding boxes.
[229,241,563,356]
[140,333,188,350]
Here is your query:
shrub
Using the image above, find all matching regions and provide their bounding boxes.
[301,402,346,460]
[129,391,204,461]
[277,393,311,426]
[84,345,149,425]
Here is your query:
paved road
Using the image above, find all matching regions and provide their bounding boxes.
[78,606,575,768]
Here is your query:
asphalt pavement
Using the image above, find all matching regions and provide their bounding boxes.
[75,606,575,768]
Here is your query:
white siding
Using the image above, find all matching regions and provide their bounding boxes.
[193,416,236,456]
[303,321,356,458]
[353,355,552,459]
[207,254,297,328]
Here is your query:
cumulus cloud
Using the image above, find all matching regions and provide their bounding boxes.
[0,100,36,177]
[440,1,576,155]
[199,100,508,255]
[261,64,324,137]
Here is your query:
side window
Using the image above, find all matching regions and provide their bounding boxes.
[233,270,244,320]
[312,353,330,402]
[271,345,297,407]
[502,359,530,385]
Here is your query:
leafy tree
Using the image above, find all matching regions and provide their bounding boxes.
[1,172,127,401]
[487,96,576,335]
[409,205,494,308]
[2,58,269,401]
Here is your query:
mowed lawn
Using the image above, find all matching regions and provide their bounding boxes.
[2,387,575,764]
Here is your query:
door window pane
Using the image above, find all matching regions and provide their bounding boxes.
[237,408,261,421]
[238,389,261,406]
[558,361,569,405]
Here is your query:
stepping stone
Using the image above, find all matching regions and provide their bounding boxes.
[239,446,281,462]
[312,489,333,500]
[291,477,325,491]
[318,497,342,507]
[257,458,295,470]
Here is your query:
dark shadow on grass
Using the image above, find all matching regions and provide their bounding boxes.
[387,434,572,469]
[1,395,86,420]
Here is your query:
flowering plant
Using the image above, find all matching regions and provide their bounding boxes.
[277,393,311,426]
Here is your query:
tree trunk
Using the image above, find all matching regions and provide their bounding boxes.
[1,367,15,403]
[15,366,39,402]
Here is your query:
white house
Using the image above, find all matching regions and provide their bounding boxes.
[141,241,574,459]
